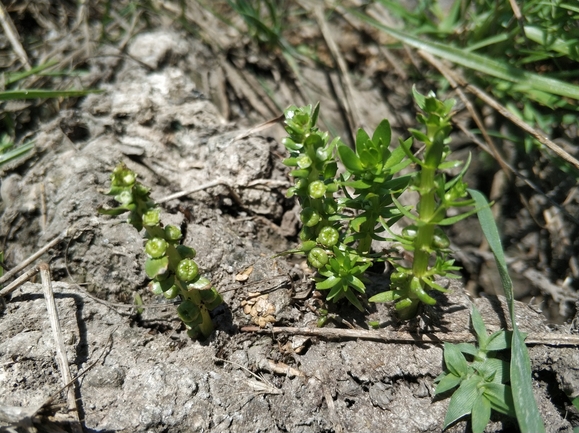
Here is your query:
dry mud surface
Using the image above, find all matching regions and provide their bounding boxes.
[1,31,578,433]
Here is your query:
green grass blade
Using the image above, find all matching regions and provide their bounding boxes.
[0,89,101,101]
[3,60,58,85]
[468,188,545,433]
[349,10,579,100]
[0,141,34,166]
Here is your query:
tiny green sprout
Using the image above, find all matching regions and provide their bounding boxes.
[100,163,223,340]
[164,225,182,243]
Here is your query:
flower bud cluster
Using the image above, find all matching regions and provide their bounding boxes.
[100,163,223,339]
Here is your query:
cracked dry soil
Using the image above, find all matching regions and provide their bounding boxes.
[1,30,578,433]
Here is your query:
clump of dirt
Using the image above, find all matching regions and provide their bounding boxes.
[1,29,578,433]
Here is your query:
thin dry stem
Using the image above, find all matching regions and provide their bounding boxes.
[241,325,579,347]
[39,263,82,433]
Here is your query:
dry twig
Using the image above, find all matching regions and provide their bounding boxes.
[241,325,579,347]
[0,232,66,286]
[39,263,82,433]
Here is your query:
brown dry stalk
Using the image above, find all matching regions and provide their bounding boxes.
[241,325,579,347]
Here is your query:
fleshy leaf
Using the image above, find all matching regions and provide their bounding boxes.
[144,256,169,279]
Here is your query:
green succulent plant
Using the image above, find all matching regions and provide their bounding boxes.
[99,163,223,339]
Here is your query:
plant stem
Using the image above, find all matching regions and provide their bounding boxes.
[413,138,444,277]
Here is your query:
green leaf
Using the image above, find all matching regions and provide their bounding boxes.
[471,394,492,433]
[443,377,480,428]
[436,206,479,225]
[97,206,129,216]
[145,256,169,279]
[368,290,397,303]
[338,144,364,172]
[470,304,489,348]
[0,88,101,100]
[344,289,364,311]
[355,127,371,154]
[372,118,391,145]
[351,12,579,101]
[482,383,516,418]
[456,342,478,356]
[0,141,34,166]
[435,373,463,394]
[444,342,469,377]
[347,275,366,293]
[316,276,341,290]
[469,188,545,433]
[486,330,512,351]
[472,358,510,384]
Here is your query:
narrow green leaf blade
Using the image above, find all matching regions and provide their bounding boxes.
[470,304,489,348]
[469,188,545,433]
[350,11,579,100]
[0,88,102,100]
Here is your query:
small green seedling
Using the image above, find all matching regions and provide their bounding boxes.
[99,163,223,339]
[369,88,478,318]
[435,305,515,433]
[282,89,476,317]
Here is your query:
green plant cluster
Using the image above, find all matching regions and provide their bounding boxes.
[362,0,579,175]
[369,88,477,318]
[99,163,223,339]
[282,88,475,318]
[435,305,515,433]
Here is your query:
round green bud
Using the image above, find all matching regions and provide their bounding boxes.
[317,226,339,247]
[308,180,326,199]
[308,247,329,269]
[176,259,199,282]
[112,166,136,187]
[142,209,160,227]
[164,225,182,242]
[402,224,418,240]
[121,172,136,186]
[114,190,133,206]
[297,155,312,169]
[145,238,168,258]
[300,208,321,227]
[390,271,409,285]
[432,227,450,249]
